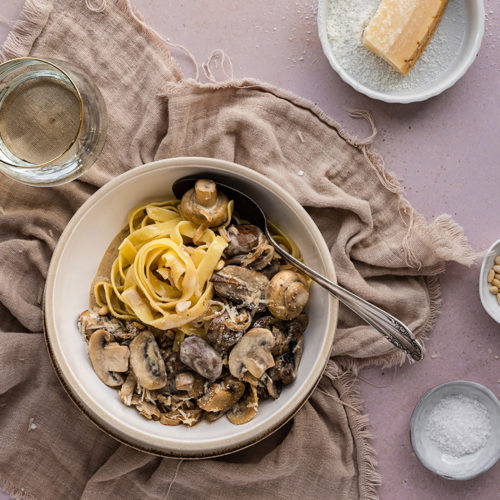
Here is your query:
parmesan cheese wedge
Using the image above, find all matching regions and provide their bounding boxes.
[363,0,449,75]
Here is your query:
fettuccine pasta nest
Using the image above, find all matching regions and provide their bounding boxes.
[94,199,233,331]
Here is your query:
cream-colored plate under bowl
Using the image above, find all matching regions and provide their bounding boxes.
[44,157,338,458]
[317,0,485,103]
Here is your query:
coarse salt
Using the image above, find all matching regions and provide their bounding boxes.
[325,0,466,94]
[425,394,491,457]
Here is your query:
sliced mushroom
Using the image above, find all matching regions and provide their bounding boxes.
[269,332,304,385]
[225,225,264,256]
[163,350,188,375]
[252,315,287,355]
[260,372,282,400]
[204,410,226,422]
[266,270,310,320]
[259,259,280,280]
[129,331,168,390]
[111,320,145,344]
[179,336,223,381]
[78,309,124,340]
[228,328,275,379]
[198,376,245,412]
[175,372,205,398]
[227,241,275,273]
[119,372,137,406]
[131,396,161,420]
[160,406,202,427]
[88,329,130,387]
[206,310,251,353]
[280,314,307,355]
[180,179,229,227]
[160,412,181,426]
[226,384,258,425]
[211,266,269,313]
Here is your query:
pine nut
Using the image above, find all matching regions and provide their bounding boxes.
[490,286,499,295]
[492,279,500,288]
[98,305,109,316]
[488,269,495,283]
[495,256,500,266]
[494,265,500,273]
[497,293,500,305]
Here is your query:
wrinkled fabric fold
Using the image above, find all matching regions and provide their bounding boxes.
[0,1,474,499]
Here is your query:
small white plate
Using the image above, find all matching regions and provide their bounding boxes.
[410,381,500,480]
[479,239,500,324]
[317,0,485,103]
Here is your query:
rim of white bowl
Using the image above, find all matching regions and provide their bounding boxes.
[410,380,500,480]
[479,238,500,324]
[317,0,485,104]
[44,157,338,458]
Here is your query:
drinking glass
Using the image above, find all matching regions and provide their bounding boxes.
[0,57,107,186]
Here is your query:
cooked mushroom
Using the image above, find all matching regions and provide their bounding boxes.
[226,384,258,425]
[211,265,269,313]
[129,331,168,390]
[175,372,205,398]
[260,372,282,399]
[179,336,223,381]
[88,329,130,387]
[204,410,226,422]
[206,310,251,352]
[198,376,245,412]
[163,350,188,375]
[266,270,310,320]
[78,309,124,340]
[252,315,287,355]
[259,259,280,280]
[160,412,181,426]
[225,225,264,257]
[228,328,275,379]
[131,396,161,420]
[280,314,307,355]
[269,332,304,385]
[180,179,229,227]
[119,372,137,406]
[160,406,202,427]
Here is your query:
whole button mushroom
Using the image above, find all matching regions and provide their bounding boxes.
[88,329,130,387]
[129,330,168,390]
[266,270,310,320]
[179,336,223,381]
[180,179,229,227]
[228,328,276,379]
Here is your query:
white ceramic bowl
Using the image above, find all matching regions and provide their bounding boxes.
[479,239,500,324]
[410,381,500,480]
[44,157,338,458]
[317,0,485,103]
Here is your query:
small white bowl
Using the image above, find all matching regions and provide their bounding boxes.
[410,381,500,480]
[317,0,485,103]
[479,239,500,324]
[44,157,338,458]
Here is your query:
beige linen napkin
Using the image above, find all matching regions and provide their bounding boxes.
[0,1,474,499]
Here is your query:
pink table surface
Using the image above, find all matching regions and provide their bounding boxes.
[1,1,499,499]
